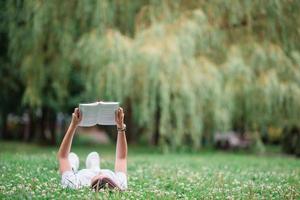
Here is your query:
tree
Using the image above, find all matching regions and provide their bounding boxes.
[3,0,300,151]
[0,0,23,139]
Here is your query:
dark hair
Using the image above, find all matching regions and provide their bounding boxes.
[91,177,120,191]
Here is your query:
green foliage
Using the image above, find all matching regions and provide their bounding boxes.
[75,1,300,150]
[3,0,300,149]
[0,142,299,199]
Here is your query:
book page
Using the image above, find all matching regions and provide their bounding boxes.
[78,102,99,127]
[98,102,119,125]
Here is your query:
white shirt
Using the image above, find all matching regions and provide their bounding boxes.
[61,168,127,190]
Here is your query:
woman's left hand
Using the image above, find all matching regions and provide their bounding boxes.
[71,107,82,127]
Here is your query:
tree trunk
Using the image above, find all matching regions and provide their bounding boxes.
[1,112,8,139]
[39,107,57,145]
[23,111,30,141]
[39,107,48,143]
[29,110,36,141]
[151,93,161,146]
[49,110,57,145]
[151,107,160,146]
[24,109,36,142]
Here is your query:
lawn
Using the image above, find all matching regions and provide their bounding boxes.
[0,142,299,199]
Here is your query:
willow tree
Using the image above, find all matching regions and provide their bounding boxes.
[5,0,97,142]
[4,0,150,143]
[0,0,24,139]
[74,9,235,150]
[75,0,300,151]
[4,0,300,150]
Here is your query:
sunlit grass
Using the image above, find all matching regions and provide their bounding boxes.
[0,141,299,199]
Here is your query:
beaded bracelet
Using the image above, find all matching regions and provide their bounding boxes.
[117,124,126,132]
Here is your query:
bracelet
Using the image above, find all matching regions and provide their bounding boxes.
[117,124,126,132]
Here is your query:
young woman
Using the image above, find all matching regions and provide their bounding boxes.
[57,107,128,191]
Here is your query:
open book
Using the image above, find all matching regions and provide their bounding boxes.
[79,102,119,127]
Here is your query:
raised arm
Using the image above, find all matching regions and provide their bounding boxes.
[114,107,127,173]
[57,108,82,174]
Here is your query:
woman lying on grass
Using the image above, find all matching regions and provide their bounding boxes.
[57,107,128,191]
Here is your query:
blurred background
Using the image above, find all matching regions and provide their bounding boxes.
[0,0,300,156]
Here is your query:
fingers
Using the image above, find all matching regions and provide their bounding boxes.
[78,109,82,120]
[73,108,78,115]
[73,107,82,120]
[117,107,123,115]
[115,107,124,123]
[74,108,79,118]
[118,107,124,122]
[118,108,123,119]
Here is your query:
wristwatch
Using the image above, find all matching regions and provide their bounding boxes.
[117,124,126,132]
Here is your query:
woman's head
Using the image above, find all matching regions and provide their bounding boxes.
[91,175,121,191]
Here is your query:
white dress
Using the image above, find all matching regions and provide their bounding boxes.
[61,168,127,190]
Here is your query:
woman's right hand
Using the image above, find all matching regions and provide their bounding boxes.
[115,107,125,129]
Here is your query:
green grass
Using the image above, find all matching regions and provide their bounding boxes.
[0,142,299,199]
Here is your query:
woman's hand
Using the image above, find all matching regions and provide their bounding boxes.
[71,107,82,127]
[115,107,125,129]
